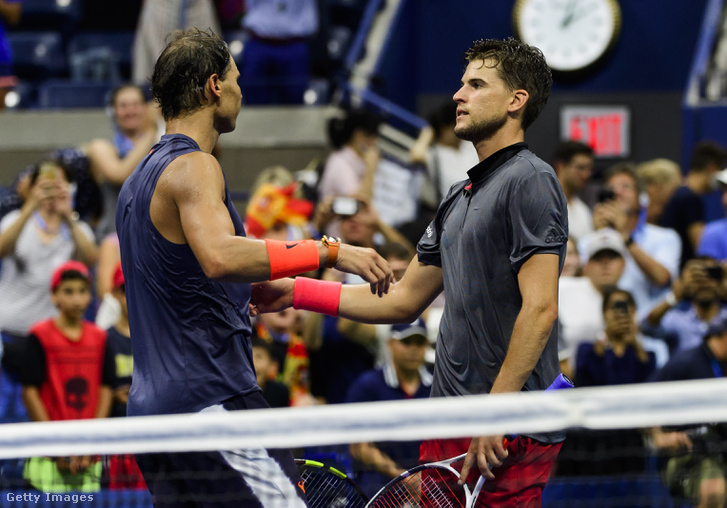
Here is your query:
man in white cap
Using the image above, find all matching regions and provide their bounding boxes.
[558,228,627,375]
[697,168,727,261]
[560,228,670,376]
[345,317,432,498]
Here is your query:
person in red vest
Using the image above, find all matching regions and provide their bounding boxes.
[21,260,113,492]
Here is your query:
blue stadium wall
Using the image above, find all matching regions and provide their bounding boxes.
[374,0,708,173]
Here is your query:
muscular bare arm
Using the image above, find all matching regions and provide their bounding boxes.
[460,253,560,482]
[152,151,392,288]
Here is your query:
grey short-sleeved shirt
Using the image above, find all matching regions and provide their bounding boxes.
[417,143,568,444]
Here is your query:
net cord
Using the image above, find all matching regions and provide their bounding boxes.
[1,378,725,459]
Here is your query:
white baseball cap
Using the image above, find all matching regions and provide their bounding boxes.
[586,228,626,260]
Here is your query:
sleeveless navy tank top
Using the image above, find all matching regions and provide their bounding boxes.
[116,134,257,416]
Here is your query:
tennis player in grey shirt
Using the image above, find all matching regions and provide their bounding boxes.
[252,37,568,506]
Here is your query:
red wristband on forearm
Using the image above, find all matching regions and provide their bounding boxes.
[293,277,342,317]
[265,239,320,280]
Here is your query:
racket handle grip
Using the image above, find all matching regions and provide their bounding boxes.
[546,373,574,392]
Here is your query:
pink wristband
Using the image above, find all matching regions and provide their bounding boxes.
[293,277,343,317]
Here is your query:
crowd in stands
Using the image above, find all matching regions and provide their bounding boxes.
[1,0,358,110]
[0,54,727,502]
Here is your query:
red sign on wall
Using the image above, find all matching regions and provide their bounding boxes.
[560,105,630,157]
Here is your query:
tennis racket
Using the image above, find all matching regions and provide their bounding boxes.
[365,373,575,507]
[365,452,483,508]
[296,458,369,508]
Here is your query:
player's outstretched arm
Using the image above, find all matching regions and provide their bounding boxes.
[251,255,442,324]
[158,152,392,291]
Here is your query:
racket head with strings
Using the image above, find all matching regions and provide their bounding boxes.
[296,458,369,508]
[365,453,484,508]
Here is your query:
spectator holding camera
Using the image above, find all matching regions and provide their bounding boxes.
[643,257,727,354]
[575,287,656,387]
[649,317,727,508]
[581,163,681,320]
[560,288,656,477]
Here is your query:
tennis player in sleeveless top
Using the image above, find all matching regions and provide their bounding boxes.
[117,28,393,507]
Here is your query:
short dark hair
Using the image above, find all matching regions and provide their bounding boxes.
[604,161,642,194]
[151,28,231,121]
[109,83,146,108]
[427,101,458,139]
[463,37,552,130]
[553,141,594,166]
[327,108,381,149]
[690,141,727,172]
[601,287,635,315]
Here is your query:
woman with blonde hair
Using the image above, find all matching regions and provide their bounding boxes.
[636,158,682,225]
[638,157,706,268]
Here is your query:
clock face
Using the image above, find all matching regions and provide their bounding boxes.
[513,0,621,72]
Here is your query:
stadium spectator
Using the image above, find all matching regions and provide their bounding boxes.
[582,162,681,320]
[93,233,121,329]
[104,262,132,418]
[239,0,319,104]
[0,0,21,112]
[561,237,583,278]
[377,241,414,287]
[560,288,656,477]
[85,84,160,241]
[655,145,723,268]
[559,228,627,374]
[649,317,727,508]
[317,108,381,206]
[251,335,290,408]
[20,261,113,492]
[636,158,682,226]
[132,0,221,87]
[102,261,146,490]
[0,161,96,423]
[643,257,727,354]
[409,100,479,214]
[346,318,432,498]
[254,307,315,407]
[575,288,656,387]
[0,163,31,222]
[697,168,727,261]
[560,229,668,375]
[245,176,314,242]
[552,140,595,242]
[689,140,727,223]
[304,198,409,404]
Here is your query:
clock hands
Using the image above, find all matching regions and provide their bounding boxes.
[561,0,598,29]
[561,0,578,28]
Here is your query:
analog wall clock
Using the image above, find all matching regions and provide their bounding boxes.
[513,0,622,73]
